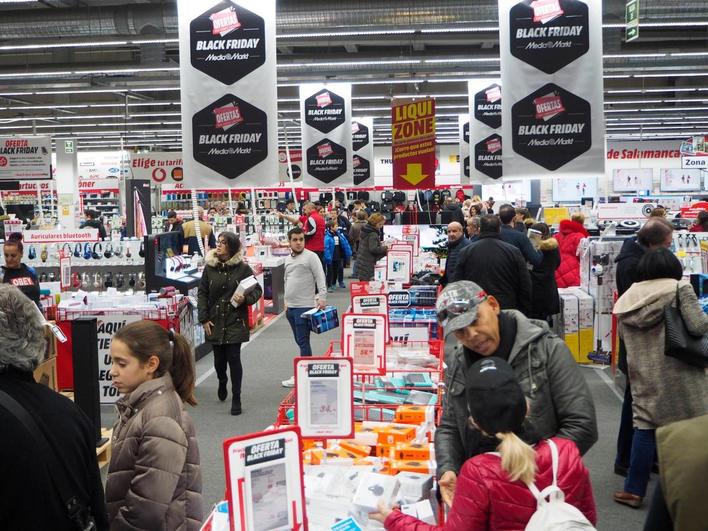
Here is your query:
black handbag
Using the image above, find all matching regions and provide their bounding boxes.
[664,284,708,369]
[0,390,98,531]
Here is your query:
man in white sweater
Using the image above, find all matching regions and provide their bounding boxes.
[281,227,327,387]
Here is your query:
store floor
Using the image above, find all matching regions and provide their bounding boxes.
[100,284,655,529]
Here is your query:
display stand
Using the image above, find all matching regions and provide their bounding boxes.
[263,262,285,314]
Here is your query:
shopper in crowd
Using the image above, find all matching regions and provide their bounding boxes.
[689,210,708,232]
[644,413,708,531]
[553,212,589,288]
[105,320,202,530]
[434,281,598,508]
[466,216,480,240]
[372,357,596,530]
[81,209,107,239]
[285,198,297,215]
[198,232,263,415]
[279,201,326,269]
[281,227,327,388]
[514,207,530,232]
[164,210,184,251]
[182,207,216,256]
[335,204,352,235]
[442,196,465,226]
[324,220,352,292]
[649,207,667,218]
[0,285,108,531]
[612,248,708,508]
[613,217,674,478]
[529,222,561,324]
[356,213,389,281]
[498,204,543,267]
[486,197,495,214]
[454,215,532,315]
[348,210,367,278]
[441,221,470,286]
[2,232,40,307]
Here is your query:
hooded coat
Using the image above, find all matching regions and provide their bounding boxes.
[435,311,598,479]
[530,237,561,320]
[197,250,263,345]
[356,224,388,281]
[105,374,202,530]
[613,279,708,430]
[554,220,589,288]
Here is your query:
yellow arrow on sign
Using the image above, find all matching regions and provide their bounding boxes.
[401,163,428,186]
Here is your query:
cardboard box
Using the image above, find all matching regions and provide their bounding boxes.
[568,288,595,364]
[397,442,433,461]
[395,460,434,474]
[397,472,434,502]
[338,441,373,458]
[558,290,580,362]
[377,425,417,446]
[33,356,57,391]
[394,405,428,424]
[352,472,399,513]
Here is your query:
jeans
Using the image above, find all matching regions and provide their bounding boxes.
[212,343,243,399]
[616,380,634,470]
[286,307,313,357]
[327,260,341,288]
[624,428,656,497]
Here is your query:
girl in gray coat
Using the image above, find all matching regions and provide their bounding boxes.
[613,248,708,509]
[105,320,203,530]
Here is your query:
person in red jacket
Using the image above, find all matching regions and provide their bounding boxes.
[370,357,597,531]
[280,201,326,269]
[689,210,708,232]
[554,213,589,288]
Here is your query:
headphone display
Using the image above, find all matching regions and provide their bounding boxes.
[138,241,145,258]
[116,273,125,288]
[128,273,136,288]
[83,243,92,260]
[40,245,48,263]
[28,246,36,260]
[73,243,81,258]
[104,272,113,288]
[62,243,72,257]
[104,243,113,259]
[92,243,102,260]
[114,243,123,257]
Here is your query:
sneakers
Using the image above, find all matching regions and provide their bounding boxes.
[327,287,334,293]
[613,491,642,508]
[281,376,295,388]
[338,283,346,289]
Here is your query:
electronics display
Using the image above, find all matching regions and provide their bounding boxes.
[144,232,201,295]
[383,225,440,249]
[481,179,532,202]
[660,168,703,192]
[552,177,598,202]
[612,168,653,192]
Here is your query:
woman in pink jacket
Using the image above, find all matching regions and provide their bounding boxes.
[554,213,589,288]
[370,357,596,531]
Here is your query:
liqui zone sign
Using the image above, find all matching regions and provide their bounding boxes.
[392,98,437,189]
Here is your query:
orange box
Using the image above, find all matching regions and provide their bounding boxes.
[395,460,434,474]
[397,442,432,461]
[377,425,417,446]
[303,448,325,465]
[375,444,398,459]
[339,441,373,458]
[354,458,379,466]
[395,405,427,424]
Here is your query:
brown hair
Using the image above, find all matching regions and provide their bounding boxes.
[649,207,666,218]
[570,212,585,224]
[4,232,23,253]
[113,320,197,406]
[368,213,385,226]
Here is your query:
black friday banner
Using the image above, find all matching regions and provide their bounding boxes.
[351,117,375,187]
[300,83,353,187]
[458,114,471,183]
[468,79,503,184]
[178,0,277,187]
[499,0,605,179]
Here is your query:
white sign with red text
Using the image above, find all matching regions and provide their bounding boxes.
[23,229,99,243]
[130,152,184,184]
[0,136,52,181]
[78,179,120,192]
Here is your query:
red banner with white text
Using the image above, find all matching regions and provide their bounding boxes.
[392,98,436,189]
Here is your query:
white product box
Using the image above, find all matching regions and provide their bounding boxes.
[397,472,435,503]
[568,288,595,364]
[558,290,580,363]
[352,472,400,513]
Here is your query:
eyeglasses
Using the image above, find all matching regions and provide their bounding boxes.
[436,292,488,327]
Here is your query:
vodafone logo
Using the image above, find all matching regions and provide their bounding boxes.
[152,167,167,182]
[0,156,7,167]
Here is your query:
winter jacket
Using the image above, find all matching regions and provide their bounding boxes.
[435,311,598,478]
[301,212,325,252]
[655,414,708,531]
[613,278,708,430]
[553,220,589,288]
[2,263,40,306]
[106,374,202,530]
[441,237,471,286]
[454,233,532,315]
[529,238,561,320]
[81,218,107,240]
[324,228,353,264]
[615,238,645,297]
[0,368,108,531]
[442,204,465,226]
[197,250,263,345]
[357,224,388,281]
[182,219,216,256]
[500,224,543,267]
[386,438,596,531]
[348,220,366,257]
[689,223,708,233]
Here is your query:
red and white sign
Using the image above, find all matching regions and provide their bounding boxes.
[316,91,332,108]
[78,179,120,192]
[486,85,502,103]
[130,152,184,184]
[213,102,244,130]
[680,202,708,219]
[318,142,333,158]
[210,6,241,37]
[487,137,502,153]
[0,136,52,181]
[534,93,565,121]
[23,229,99,243]
[531,0,563,23]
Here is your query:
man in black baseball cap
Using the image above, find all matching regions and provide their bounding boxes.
[435,281,597,507]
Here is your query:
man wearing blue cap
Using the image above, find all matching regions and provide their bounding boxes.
[434,280,598,507]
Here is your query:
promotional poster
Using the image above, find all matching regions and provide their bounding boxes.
[0,136,52,181]
[468,80,503,184]
[352,117,375,187]
[178,0,278,187]
[499,0,605,178]
[392,97,436,189]
[458,114,470,183]
[300,83,353,186]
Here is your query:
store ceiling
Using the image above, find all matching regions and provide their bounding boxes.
[0,0,707,152]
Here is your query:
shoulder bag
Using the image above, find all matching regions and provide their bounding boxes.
[664,283,708,369]
[0,389,98,531]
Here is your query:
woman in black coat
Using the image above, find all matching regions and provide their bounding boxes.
[529,222,561,323]
[197,231,262,415]
[356,213,388,281]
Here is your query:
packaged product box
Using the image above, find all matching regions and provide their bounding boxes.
[397,442,433,461]
[338,441,373,458]
[397,472,435,502]
[375,444,397,459]
[568,288,595,364]
[352,472,400,513]
[394,405,429,424]
[377,425,417,446]
[558,290,580,363]
[33,356,57,391]
[395,460,435,474]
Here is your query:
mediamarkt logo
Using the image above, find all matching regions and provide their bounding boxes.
[534,93,565,121]
[209,6,241,37]
[531,0,564,24]
[213,102,244,130]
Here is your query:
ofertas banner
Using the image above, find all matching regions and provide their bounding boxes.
[392,97,436,189]
[178,0,277,187]
[352,117,374,187]
[0,136,52,181]
[129,152,184,184]
[278,148,302,183]
[499,0,605,178]
[300,83,353,186]
[468,79,503,184]
[458,114,471,183]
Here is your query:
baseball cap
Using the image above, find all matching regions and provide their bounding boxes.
[436,281,489,334]
[466,357,526,436]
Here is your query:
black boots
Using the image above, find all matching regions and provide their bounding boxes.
[217,379,228,402]
[231,397,242,416]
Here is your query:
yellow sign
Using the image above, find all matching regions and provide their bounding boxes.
[401,163,428,186]
[543,207,570,226]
